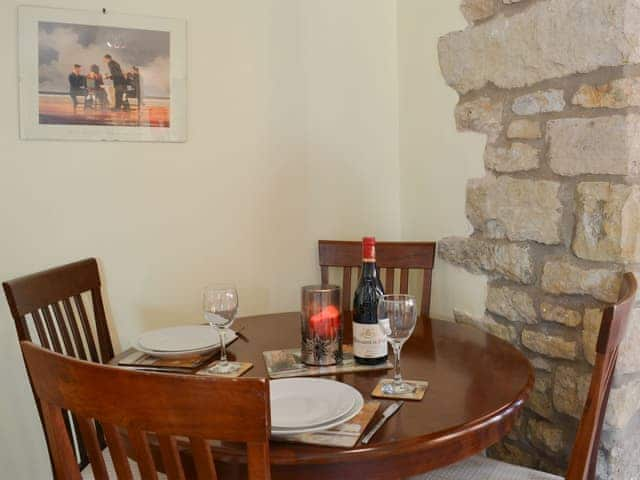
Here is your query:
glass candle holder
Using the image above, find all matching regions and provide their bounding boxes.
[300,285,343,366]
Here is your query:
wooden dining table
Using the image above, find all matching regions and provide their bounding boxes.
[112,312,534,480]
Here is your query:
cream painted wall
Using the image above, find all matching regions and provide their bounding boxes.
[397,0,487,321]
[0,1,400,478]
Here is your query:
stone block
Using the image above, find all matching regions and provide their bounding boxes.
[438,0,640,94]
[455,96,504,143]
[573,182,640,263]
[541,259,621,303]
[484,143,539,173]
[460,0,501,23]
[527,418,565,454]
[522,329,578,360]
[506,119,542,139]
[572,77,640,109]
[618,306,640,375]
[487,440,537,469]
[454,309,518,343]
[582,308,603,366]
[486,285,537,323]
[467,175,563,245]
[548,115,640,176]
[531,356,554,372]
[540,302,582,327]
[528,389,554,420]
[553,365,590,418]
[606,379,640,429]
[439,236,535,284]
[512,89,565,115]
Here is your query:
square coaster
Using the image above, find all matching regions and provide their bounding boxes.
[196,362,253,378]
[371,379,429,401]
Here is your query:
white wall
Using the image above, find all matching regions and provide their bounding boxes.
[397,0,487,321]
[0,1,400,478]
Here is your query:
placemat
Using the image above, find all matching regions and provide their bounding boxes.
[117,349,217,373]
[196,361,253,378]
[371,379,429,401]
[272,401,380,448]
[263,345,392,379]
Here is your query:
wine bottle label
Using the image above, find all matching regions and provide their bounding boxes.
[353,322,387,358]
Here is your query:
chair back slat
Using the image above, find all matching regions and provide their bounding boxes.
[190,437,218,480]
[40,401,82,480]
[342,267,352,312]
[21,342,271,480]
[158,435,186,480]
[91,288,114,361]
[42,306,64,354]
[320,266,329,285]
[62,298,88,360]
[399,269,409,295]
[318,241,436,316]
[421,269,433,317]
[129,429,159,480]
[102,423,134,480]
[385,268,395,293]
[52,303,75,356]
[76,416,109,480]
[567,272,637,480]
[31,310,51,349]
[73,294,101,363]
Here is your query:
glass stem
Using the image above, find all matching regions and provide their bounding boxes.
[217,327,227,364]
[393,343,402,385]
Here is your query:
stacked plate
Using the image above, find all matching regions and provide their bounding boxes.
[135,325,237,359]
[270,378,364,436]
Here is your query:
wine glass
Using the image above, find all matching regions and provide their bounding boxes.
[203,284,240,374]
[377,294,418,394]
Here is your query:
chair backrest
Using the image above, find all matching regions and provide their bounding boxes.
[21,341,272,480]
[3,258,115,473]
[3,258,114,362]
[318,240,436,316]
[566,272,637,480]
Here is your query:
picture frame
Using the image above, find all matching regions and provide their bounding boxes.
[18,5,187,142]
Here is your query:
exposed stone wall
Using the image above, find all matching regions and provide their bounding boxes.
[437,1,640,478]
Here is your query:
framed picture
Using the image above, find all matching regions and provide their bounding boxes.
[18,6,186,142]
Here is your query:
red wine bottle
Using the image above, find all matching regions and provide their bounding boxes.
[353,237,387,365]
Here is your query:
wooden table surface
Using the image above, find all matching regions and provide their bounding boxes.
[114,312,534,480]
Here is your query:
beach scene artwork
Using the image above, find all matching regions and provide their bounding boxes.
[38,21,170,128]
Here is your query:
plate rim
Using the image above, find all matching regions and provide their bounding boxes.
[138,325,220,352]
[270,378,362,430]
[271,389,364,436]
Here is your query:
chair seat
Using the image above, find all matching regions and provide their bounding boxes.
[80,448,167,480]
[411,454,563,480]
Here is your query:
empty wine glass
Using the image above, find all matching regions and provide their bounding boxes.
[203,284,240,374]
[377,294,417,394]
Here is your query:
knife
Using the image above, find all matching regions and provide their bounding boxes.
[360,401,404,445]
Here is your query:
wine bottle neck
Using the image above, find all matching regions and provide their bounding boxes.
[361,261,378,278]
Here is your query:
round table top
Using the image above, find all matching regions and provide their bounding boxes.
[214,312,534,480]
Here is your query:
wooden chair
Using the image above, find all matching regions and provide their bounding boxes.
[21,341,272,480]
[414,272,638,480]
[318,240,436,316]
[3,258,115,474]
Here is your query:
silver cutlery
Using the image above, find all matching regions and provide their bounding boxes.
[360,401,404,445]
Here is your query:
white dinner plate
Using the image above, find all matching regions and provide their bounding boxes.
[139,325,228,352]
[135,327,236,359]
[271,388,364,436]
[269,378,360,429]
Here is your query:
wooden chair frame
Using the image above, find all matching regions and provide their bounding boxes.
[3,258,115,474]
[21,341,271,480]
[566,272,637,480]
[318,240,436,316]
